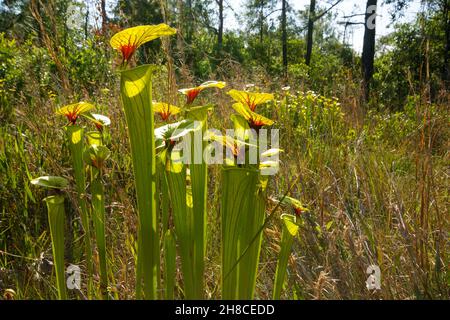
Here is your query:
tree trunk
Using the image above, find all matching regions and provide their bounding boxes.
[259,3,264,43]
[186,0,193,44]
[305,0,316,66]
[218,0,223,52]
[36,0,43,45]
[443,0,449,82]
[362,0,377,102]
[282,0,288,78]
[84,0,89,40]
[101,0,107,35]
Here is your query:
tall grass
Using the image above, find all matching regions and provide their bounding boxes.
[0,25,448,300]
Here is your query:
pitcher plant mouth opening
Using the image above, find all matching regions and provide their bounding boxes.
[110,24,176,66]
[231,102,274,130]
[179,81,226,105]
[120,43,137,62]
[227,89,274,112]
[280,196,309,218]
[84,113,111,132]
[56,102,95,125]
[153,102,181,121]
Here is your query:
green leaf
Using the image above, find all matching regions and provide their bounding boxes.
[326,221,333,231]
[230,114,251,141]
[165,159,197,298]
[282,214,300,236]
[186,106,210,299]
[86,131,103,146]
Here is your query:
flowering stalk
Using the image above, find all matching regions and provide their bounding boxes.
[160,168,170,234]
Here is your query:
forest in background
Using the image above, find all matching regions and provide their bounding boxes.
[0,0,448,300]
[1,0,448,111]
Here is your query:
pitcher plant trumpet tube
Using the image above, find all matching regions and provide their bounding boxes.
[31,176,69,300]
[110,24,176,66]
[111,23,176,299]
[221,167,264,299]
[84,144,111,299]
[273,214,300,300]
[119,64,159,299]
[62,123,94,297]
[156,119,203,299]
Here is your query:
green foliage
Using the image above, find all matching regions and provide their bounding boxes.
[374,8,448,109]
[281,90,349,147]
[0,33,27,121]
[65,38,113,94]
[65,125,94,296]
[363,96,418,147]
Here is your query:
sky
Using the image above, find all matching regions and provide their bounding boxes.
[223,0,423,52]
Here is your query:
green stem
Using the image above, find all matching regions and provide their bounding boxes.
[161,168,170,235]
